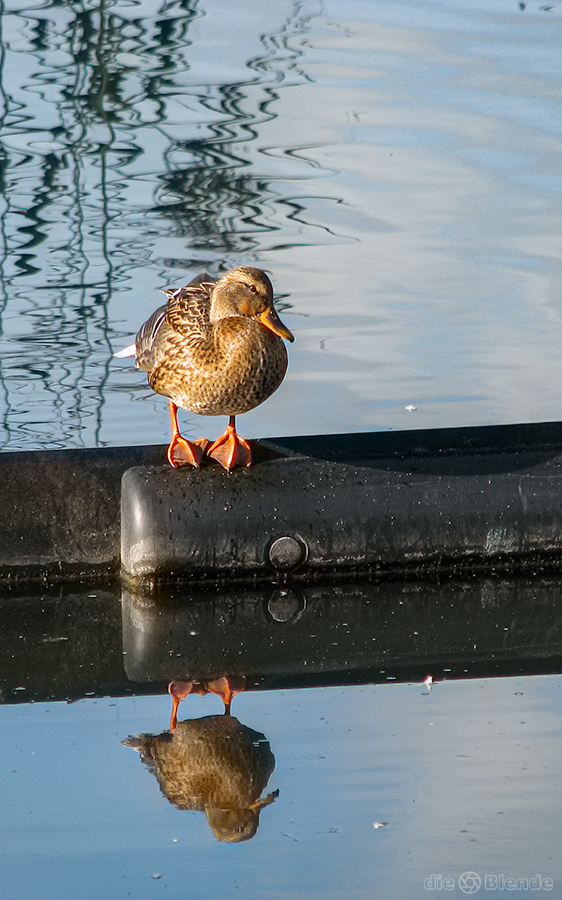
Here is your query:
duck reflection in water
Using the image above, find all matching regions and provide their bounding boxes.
[123,676,278,843]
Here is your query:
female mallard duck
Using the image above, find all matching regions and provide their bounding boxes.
[116,266,294,471]
[123,714,278,843]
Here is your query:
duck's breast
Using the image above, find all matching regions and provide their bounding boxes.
[152,318,289,416]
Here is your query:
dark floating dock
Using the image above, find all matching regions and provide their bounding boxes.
[2,420,562,586]
[4,421,562,712]
[2,576,562,705]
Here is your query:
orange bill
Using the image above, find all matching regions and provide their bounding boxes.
[259,306,294,342]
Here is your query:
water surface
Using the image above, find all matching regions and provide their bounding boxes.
[1,676,561,899]
[1,577,562,898]
[1,0,562,449]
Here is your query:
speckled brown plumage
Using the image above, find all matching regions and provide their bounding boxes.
[123,714,278,842]
[125,266,294,470]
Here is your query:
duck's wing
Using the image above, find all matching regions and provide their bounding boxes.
[133,274,217,372]
[134,304,168,372]
[164,275,216,338]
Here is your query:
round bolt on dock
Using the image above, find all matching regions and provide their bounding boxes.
[267,535,308,571]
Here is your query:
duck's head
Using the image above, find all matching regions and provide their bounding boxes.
[210,266,294,342]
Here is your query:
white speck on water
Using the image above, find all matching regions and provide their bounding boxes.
[423,675,433,692]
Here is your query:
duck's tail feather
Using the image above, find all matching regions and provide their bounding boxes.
[114,343,137,359]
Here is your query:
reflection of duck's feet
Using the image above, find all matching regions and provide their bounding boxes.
[168,681,206,730]
[206,675,247,714]
[168,676,246,726]
[206,416,252,471]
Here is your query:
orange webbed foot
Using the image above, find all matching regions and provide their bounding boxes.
[167,399,210,468]
[206,417,252,471]
[167,435,210,468]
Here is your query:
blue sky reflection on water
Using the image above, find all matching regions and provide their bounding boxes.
[1,677,561,899]
[1,0,562,449]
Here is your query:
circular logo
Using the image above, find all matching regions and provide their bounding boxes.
[459,872,481,894]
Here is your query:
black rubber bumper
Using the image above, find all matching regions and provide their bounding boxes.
[3,420,562,585]
[120,421,562,586]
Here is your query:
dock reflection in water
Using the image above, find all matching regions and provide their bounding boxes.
[121,577,562,693]
[1,576,562,703]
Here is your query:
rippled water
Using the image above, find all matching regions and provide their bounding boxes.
[1,0,562,451]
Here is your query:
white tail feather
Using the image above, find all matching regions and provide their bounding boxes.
[114,343,137,359]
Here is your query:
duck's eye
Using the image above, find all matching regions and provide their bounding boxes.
[248,283,257,293]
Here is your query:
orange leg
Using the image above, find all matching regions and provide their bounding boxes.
[167,401,209,468]
[206,675,247,714]
[167,681,207,730]
[206,416,252,471]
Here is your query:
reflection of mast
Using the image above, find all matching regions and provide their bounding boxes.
[0,0,315,450]
[155,5,316,260]
[0,0,11,444]
[0,1,136,448]
[0,2,204,449]
[69,0,117,447]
